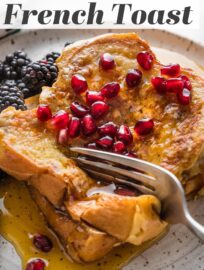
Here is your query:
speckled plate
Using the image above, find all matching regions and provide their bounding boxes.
[0,29,204,270]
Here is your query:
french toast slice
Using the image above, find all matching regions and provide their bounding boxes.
[41,33,204,183]
[0,106,166,261]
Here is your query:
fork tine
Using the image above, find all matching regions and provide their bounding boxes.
[83,167,156,195]
[75,157,157,189]
[71,147,161,176]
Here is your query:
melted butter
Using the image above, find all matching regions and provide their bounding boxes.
[0,178,167,270]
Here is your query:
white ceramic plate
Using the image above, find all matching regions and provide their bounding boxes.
[0,29,204,270]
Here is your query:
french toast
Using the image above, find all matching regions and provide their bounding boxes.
[0,33,204,262]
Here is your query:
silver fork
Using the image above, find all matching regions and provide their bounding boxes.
[71,147,204,241]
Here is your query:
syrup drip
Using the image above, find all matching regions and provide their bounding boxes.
[0,178,167,269]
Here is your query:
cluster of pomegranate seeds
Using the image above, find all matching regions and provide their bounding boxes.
[114,187,136,197]
[71,74,88,94]
[161,64,180,77]
[33,234,53,253]
[113,141,126,153]
[96,136,113,149]
[37,50,161,151]
[137,51,153,70]
[37,105,52,122]
[98,122,117,137]
[86,90,104,105]
[126,69,142,88]
[91,101,109,119]
[101,82,120,98]
[68,117,80,138]
[26,259,46,270]
[100,53,115,70]
[70,102,89,118]
[117,125,133,145]
[134,118,154,136]
[151,63,192,105]
[81,114,97,136]
[51,110,69,130]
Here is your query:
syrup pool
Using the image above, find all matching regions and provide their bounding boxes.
[0,178,167,270]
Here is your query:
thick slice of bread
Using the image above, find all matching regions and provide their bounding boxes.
[41,33,204,181]
[29,187,117,263]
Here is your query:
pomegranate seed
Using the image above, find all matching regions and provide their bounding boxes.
[70,102,89,118]
[113,141,126,153]
[137,51,153,70]
[81,114,97,136]
[134,118,154,136]
[114,187,136,197]
[98,122,117,137]
[117,125,133,145]
[51,110,69,130]
[91,101,109,119]
[68,117,80,138]
[126,69,142,88]
[100,53,115,70]
[86,90,104,105]
[71,74,88,94]
[151,77,166,95]
[101,82,120,98]
[96,136,113,149]
[25,259,45,270]
[125,152,137,158]
[180,75,192,90]
[166,78,184,93]
[37,105,52,122]
[57,128,69,144]
[161,64,180,77]
[86,142,97,149]
[33,234,53,253]
[177,88,191,105]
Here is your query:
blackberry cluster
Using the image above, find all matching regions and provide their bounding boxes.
[0,50,31,80]
[21,61,58,96]
[0,80,26,112]
[0,49,60,112]
[45,52,60,63]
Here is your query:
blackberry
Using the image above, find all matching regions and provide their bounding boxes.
[16,80,31,98]
[0,50,31,81]
[22,61,58,94]
[45,52,60,63]
[0,80,27,112]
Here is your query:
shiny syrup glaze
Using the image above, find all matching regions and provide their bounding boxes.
[0,178,167,270]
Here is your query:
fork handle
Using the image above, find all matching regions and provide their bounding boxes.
[184,210,204,242]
